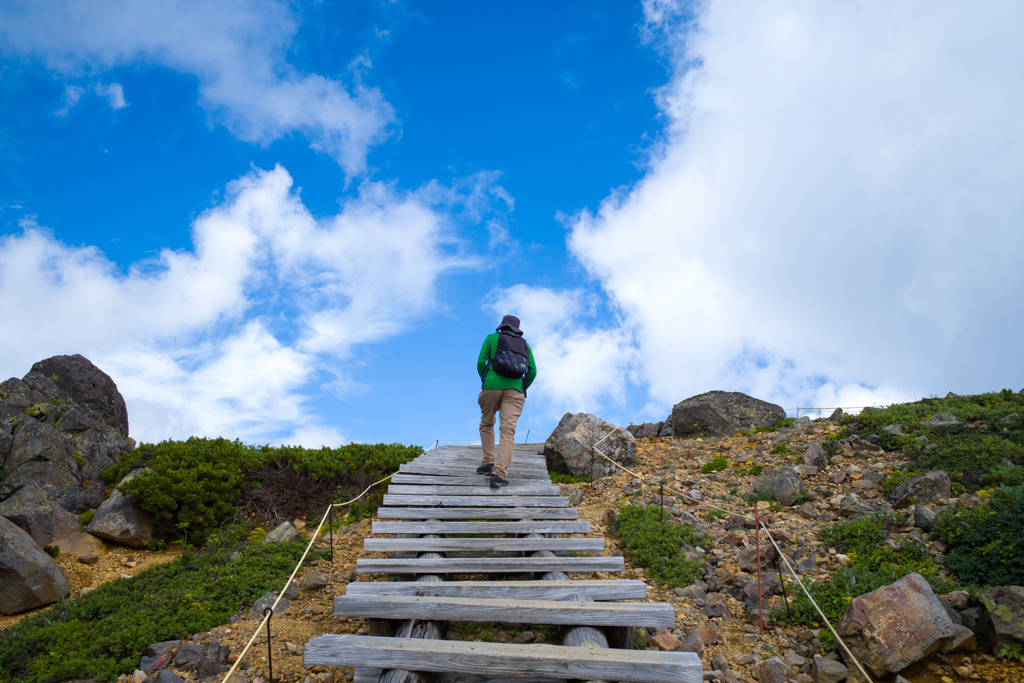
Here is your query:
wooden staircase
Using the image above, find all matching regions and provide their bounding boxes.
[304,444,702,683]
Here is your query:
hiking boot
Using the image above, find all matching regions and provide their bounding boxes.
[489,474,509,488]
[476,463,493,475]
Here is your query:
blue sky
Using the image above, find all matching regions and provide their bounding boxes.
[2,1,1023,449]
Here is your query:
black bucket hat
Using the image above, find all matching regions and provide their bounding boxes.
[497,315,522,335]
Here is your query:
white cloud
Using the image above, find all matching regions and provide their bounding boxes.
[55,84,84,116]
[487,285,638,417]
[0,165,494,444]
[0,0,393,173]
[562,1,1024,419]
[94,82,126,109]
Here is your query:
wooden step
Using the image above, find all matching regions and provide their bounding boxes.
[400,465,549,479]
[355,669,558,683]
[390,474,543,486]
[363,537,604,553]
[382,495,568,508]
[376,507,578,520]
[303,635,701,683]
[356,556,624,575]
[387,485,561,496]
[371,521,590,535]
[343,579,647,601]
[334,595,674,627]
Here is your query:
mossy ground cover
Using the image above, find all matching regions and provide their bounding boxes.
[103,439,421,544]
[773,512,954,644]
[0,541,308,683]
[612,504,710,587]
[931,484,1024,586]
[848,390,1024,487]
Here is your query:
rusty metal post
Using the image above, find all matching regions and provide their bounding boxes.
[263,606,274,682]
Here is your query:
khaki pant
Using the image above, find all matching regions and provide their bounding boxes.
[478,389,525,480]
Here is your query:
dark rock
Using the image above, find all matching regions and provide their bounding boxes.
[300,570,328,591]
[836,572,955,677]
[671,391,786,439]
[946,624,978,653]
[810,655,847,683]
[145,640,181,658]
[627,422,663,439]
[249,590,289,618]
[544,412,636,478]
[173,641,229,674]
[679,630,704,654]
[31,354,129,436]
[0,483,81,548]
[658,416,674,438]
[829,408,844,421]
[701,601,731,619]
[754,467,807,506]
[85,469,153,548]
[141,652,172,672]
[0,418,80,509]
[73,482,108,514]
[937,590,969,611]
[154,670,184,683]
[752,656,792,683]
[888,471,951,509]
[803,444,828,467]
[0,515,70,614]
[71,429,122,481]
[262,521,300,545]
[77,553,99,564]
[913,504,937,530]
[977,585,1024,654]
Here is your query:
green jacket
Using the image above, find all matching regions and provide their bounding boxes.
[477,332,537,395]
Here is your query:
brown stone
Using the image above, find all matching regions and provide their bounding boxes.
[78,553,99,565]
[650,633,682,651]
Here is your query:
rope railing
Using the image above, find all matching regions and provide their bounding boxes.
[583,426,876,683]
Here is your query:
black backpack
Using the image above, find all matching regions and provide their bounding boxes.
[491,331,530,379]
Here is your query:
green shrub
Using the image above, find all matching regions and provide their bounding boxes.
[102,439,420,545]
[881,470,919,496]
[549,472,592,485]
[0,541,305,682]
[820,440,843,459]
[931,484,1024,586]
[43,545,59,558]
[612,504,710,588]
[79,510,94,525]
[701,455,729,473]
[771,443,791,455]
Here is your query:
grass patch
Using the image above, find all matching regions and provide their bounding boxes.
[848,390,1024,486]
[101,439,421,544]
[549,472,592,485]
[701,455,729,473]
[931,484,1024,586]
[738,418,797,437]
[0,541,307,683]
[612,504,710,588]
[773,512,954,642]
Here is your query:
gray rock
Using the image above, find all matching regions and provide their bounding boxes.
[754,467,807,506]
[262,521,301,545]
[671,391,786,439]
[803,443,828,467]
[913,504,937,530]
[627,422,663,440]
[882,424,904,436]
[300,570,329,591]
[0,418,80,509]
[797,502,819,519]
[836,572,955,677]
[920,413,961,428]
[791,416,812,428]
[249,590,289,618]
[71,429,122,481]
[977,585,1024,654]
[752,656,792,683]
[0,483,81,548]
[0,515,70,614]
[829,408,844,421]
[658,416,674,438]
[282,581,299,600]
[945,624,978,653]
[678,584,707,601]
[544,412,636,478]
[73,482,109,514]
[679,630,704,654]
[174,641,229,674]
[937,590,969,611]
[85,469,153,548]
[888,471,951,509]
[154,670,184,683]
[31,354,129,436]
[145,640,182,657]
[810,655,847,683]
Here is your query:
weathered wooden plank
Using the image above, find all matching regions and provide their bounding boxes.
[387,485,561,496]
[303,635,702,683]
[342,579,647,601]
[382,495,568,508]
[363,537,604,553]
[399,465,549,479]
[416,456,547,465]
[376,507,578,520]
[356,556,623,575]
[356,670,560,683]
[390,474,544,486]
[371,521,590,535]
[334,595,675,627]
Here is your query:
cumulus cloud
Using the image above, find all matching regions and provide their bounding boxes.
[562,0,1024,419]
[0,0,393,173]
[0,165,493,443]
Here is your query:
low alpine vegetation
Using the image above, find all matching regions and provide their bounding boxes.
[612,503,710,587]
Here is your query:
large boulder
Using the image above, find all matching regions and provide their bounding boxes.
[31,354,129,436]
[0,418,81,509]
[836,572,956,677]
[887,471,951,509]
[85,469,153,548]
[977,585,1024,654]
[754,467,807,506]
[544,413,636,478]
[626,422,663,440]
[0,483,81,548]
[0,515,70,614]
[670,391,786,439]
